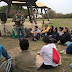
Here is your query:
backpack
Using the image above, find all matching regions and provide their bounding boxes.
[53,48,60,64]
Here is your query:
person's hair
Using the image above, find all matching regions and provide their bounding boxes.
[45,24,48,27]
[43,36,52,43]
[19,39,29,50]
[54,27,58,32]
[50,25,54,30]
[59,27,63,31]
[65,27,69,32]
[35,26,38,28]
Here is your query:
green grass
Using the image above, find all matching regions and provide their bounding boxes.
[0,19,72,72]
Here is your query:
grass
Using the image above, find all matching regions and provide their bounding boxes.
[0,19,72,72]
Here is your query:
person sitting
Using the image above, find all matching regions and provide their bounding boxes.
[71,30,72,41]
[37,36,59,69]
[49,27,59,43]
[58,27,63,36]
[0,45,11,60]
[58,27,71,44]
[41,24,50,37]
[60,43,72,54]
[47,25,54,36]
[15,39,37,72]
[31,26,41,41]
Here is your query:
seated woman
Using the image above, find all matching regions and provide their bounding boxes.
[41,24,50,37]
[47,25,54,36]
[58,27,71,44]
[0,45,11,60]
[31,26,41,41]
[37,36,59,69]
[58,27,63,36]
[71,30,72,41]
[50,27,59,43]
[15,39,37,72]
[60,43,72,54]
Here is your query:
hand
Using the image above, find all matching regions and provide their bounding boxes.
[20,21,22,24]
[36,31,38,33]
[16,19,19,21]
[57,40,61,43]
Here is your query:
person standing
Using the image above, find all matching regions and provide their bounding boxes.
[13,10,25,41]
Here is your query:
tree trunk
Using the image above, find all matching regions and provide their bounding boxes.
[6,4,11,18]
[41,8,44,24]
[29,3,37,24]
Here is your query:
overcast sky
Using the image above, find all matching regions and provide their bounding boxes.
[0,0,72,14]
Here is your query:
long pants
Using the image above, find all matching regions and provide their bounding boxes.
[40,63,53,69]
[32,33,40,40]
[16,27,25,41]
[0,45,11,60]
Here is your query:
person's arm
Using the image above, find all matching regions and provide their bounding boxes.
[41,27,50,34]
[0,45,11,60]
[54,33,59,39]
[20,15,25,24]
[12,15,17,22]
[31,30,35,34]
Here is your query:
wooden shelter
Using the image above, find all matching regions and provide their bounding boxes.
[1,0,38,24]
[1,0,50,24]
[32,2,50,24]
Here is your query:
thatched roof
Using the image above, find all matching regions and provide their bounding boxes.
[2,0,37,4]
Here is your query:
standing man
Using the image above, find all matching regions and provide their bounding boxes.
[13,10,25,41]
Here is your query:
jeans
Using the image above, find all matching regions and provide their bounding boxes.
[16,27,25,41]
[0,45,11,60]
[32,33,40,40]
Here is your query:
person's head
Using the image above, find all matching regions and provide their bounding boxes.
[59,27,63,31]
[45,24,48,29]
[19,39,29,51]
[53,27,58,32]
[17,10,22,16]
[50,25,54,30]
[35,26,38,31]
[43,36,52,44]
[63,27,69,32]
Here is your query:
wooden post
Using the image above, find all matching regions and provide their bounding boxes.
[26,2,33,23]
[44,8,49,24]
[6,4,11,18]
[41,8,44,24]
[29,3,37,24]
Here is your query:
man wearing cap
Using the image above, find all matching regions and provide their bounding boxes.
[31,26,41,41]
[13,10,25,41]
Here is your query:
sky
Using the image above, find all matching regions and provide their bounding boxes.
[0,0,72,14]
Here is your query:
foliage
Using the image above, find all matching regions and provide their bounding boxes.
[0,5,28,18]
[44,9,72,19]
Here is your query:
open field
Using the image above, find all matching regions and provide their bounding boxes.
[0,19,72,72]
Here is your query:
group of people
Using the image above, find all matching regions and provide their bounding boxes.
[31,24,72,44]
[0,37,60,72]
[0,10,72,72]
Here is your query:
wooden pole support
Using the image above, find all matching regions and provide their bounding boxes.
[29,3,37,24]
[41,8,44,24]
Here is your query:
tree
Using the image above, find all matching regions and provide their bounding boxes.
[47,9,56,18]
[0,5,28,18]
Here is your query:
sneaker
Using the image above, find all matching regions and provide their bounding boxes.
[60,50,66,54]
[34,38,37,41]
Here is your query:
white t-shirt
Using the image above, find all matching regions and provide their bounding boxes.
[40,43,58,67]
